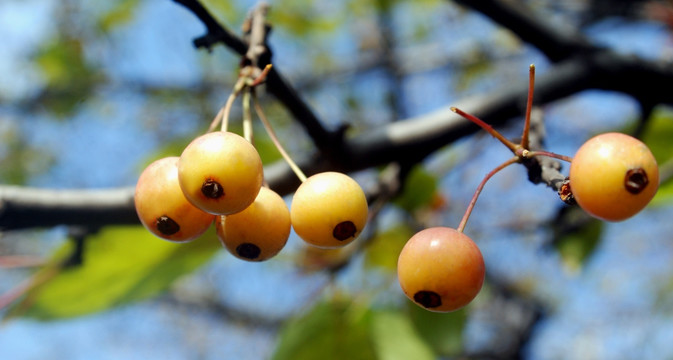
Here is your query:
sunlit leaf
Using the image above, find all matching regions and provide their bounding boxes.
[97,0,140,32]
[640,107,673,165]
[33,36,101,115]
[201,0,242,25]
[407,302,466,356]
[7,225,219,320]
[254,128,284,165]
[393,165,438,213]
[364,224,414,271]
[272,298,377,360]
[269,0,342,36]
[371,310,435,360]
[553,216,603,273]
[0,124,54,185]
[639,107,673,205]
[454,57,493,93]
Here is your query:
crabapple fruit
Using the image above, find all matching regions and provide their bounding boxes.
[216,187,291,261]
[290,172,368,248]
[134,157,215,242]
[397,227,485,312]
[178,131,263,215]
[569,132,659,221]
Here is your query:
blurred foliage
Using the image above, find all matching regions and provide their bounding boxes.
[364,224,414,271]
[201,0,243,26]
[6,226,220,320]
[640,106,673,205]
[454,56,493,93]
[33,35,102,116]
[0,126,54,185]
[273,297,377,360]
[268,0,342,36]
[393,165,439,213]
[272,296,441,360]
[553,214,603,273]
[407,302,466,356]
[96,0,141,32]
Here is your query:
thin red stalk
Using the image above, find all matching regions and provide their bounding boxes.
[451,107,519,153]
[457,157,519,233]
[521,64,536,149]
[0,278,32,310]
[526,150,573,163]
[0,255,44,269]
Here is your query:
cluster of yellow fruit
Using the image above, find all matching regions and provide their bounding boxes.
[134,130,369,262]
[396,65,659,313]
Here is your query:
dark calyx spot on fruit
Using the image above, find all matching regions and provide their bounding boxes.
[333,221,357,241]
[156,216,180,235]
[414,291,442,308]
[236,243,261,260]
[202,178,224,199]
[624,168,649,194]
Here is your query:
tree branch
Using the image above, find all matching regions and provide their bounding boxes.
[452,0,598,62]
[5,1,673,230]
[5,50,673,230]
[172,0,342,158]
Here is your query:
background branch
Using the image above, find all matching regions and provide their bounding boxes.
[4,0,673,231]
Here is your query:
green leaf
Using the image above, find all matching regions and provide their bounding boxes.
[33,36,101,116]
[269,0,342,36]
[0,126,54,185]
[97,0,140,32]
[640,107,673,165]
[393,166,438,212]
[639,107,673,206]
[370,310,435,360]
[553,216,603,272]
[364,225,414,272]
[253,129,284,165]
[407,303,466,356]
[8,225,219,320]
[272,298,377,360]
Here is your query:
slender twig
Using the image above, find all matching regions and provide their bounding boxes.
[520,64,536,150]
[451,107,519,153]
[457,157,519,233]
[526,150,573,163]
[0,255,45,269]
[174,0,340,156]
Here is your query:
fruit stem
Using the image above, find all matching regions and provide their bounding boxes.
[451,107,519,154]
[249,64,273,87]
[525,150,573,163]
[207,78,246,133]
[252,91,308,182]
[457,156,519,233]
[242,88,254,144]
[520,64,535,150]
